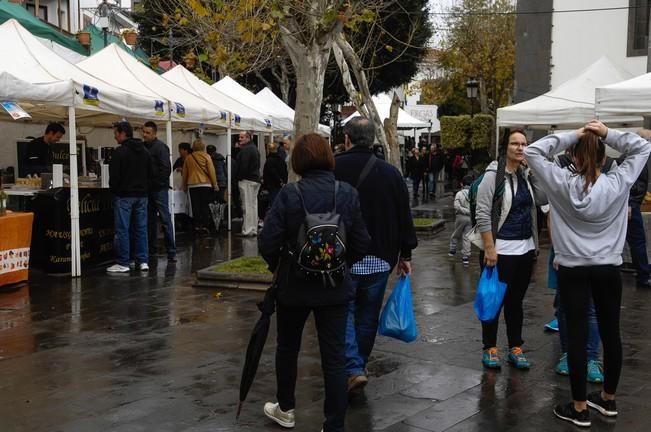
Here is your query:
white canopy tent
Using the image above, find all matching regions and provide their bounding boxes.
[342,94,429,129]
[0,19,165,277]
[162,65,269,132]
[255,87,331,136]
[596,70,651,118]
[213,76,293,131]
[497,57,642,129]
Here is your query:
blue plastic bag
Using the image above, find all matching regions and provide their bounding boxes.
[474,266,507,322]
[378,275,417,342]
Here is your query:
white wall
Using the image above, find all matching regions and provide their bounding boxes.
[551,0,647,89]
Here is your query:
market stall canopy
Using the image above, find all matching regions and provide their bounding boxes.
[498,56,642,129]
[0,71,74,107]
[0,0,87,56]
[342,94,429,129]
[163,65,270,132]
[595,69,651,118]
[213,76,293,131]
[255,87,331,136]
[78,44,229,128]
[0,19,162,124]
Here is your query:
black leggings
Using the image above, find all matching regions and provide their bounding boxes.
[558,265,623,401]
[481,251,535,349]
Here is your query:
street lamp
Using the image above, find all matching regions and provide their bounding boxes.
[466,78,479,116]
[428,119,433,146]
[97,0,111,48]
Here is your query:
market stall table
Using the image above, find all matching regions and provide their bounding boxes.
[0,211,33,287]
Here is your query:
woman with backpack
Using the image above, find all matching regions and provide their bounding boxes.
[471,128,546,370]
[258,133,370,432]
[525,121,650,427]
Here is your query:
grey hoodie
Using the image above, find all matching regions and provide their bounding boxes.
[524,129,651,267]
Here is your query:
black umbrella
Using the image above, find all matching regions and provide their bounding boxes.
[236,272,279,419]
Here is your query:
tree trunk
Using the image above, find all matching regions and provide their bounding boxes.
[271,62,292,105]
[384,93,402,172]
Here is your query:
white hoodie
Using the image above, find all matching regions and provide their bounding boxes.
[524,129,650,267]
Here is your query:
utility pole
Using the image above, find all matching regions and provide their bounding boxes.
[168,27,174,70]
[646,4,651,128]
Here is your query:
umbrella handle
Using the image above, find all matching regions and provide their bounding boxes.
[236,401,243,420]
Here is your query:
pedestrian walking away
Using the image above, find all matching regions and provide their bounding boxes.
[449,174,474,266]
[107,121,156,273]
[334,117,418,394]
[525,120,651,428]
[468,128,547,371]
[142,121,176,263]
[259,133,370,432]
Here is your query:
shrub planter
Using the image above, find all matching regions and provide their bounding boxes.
[413,217,445,234]
[195,256,272,291]
[123,31,137,46]
[77,31,91,47]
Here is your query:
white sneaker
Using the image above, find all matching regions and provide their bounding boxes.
[139,263,149,271]
[263,402,295,428]
[107,264,130,273]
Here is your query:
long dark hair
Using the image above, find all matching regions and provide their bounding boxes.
[572,131,605,193]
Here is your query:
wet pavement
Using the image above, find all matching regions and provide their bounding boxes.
[2,197,651,431]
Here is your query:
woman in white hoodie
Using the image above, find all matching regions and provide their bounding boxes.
[525,120,650,428]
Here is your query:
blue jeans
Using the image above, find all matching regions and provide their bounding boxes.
[555,289,600,361]
[148,188,176,258]
[114,197,148,266]
[626,204,650,283]
[345,271,391,376]
[427,172,436,196]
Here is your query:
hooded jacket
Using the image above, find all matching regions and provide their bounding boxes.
[524,129,651,267]
[109,138,154,198]
[144,138,171,190]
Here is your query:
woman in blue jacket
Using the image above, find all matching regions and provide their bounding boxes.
[258,133,370,432]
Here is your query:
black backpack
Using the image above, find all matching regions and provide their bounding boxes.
[291,181,347,288]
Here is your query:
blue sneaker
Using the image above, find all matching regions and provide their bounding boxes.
[545,318,559,332]
[555,352,569,375]
[587,360,604,383]
[482,347,501,369]
[507,346,530,369]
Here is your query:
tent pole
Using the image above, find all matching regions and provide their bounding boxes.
[495,125,500,160]
[227,122,232,231]
[166,119,175,239]
[68,106,81,277]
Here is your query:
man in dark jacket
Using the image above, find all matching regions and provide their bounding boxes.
[142,121,176,263]
[263,142,288,208]
[334,117,418,392]
[620,153,651,287]
[25,122,65,175]
[236,131,261,236]
[107,121,154,273]
[206,144,228,203]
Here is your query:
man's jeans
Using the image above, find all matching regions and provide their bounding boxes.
[345,271,391,376]
[427,172,436,196]
[114,197,148,266]
[555,289,600,361]
[148,188,176,258]
[627,204,650,283]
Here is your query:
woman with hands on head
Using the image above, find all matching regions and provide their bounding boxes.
[473,129,546,371]
[524,120,651,428]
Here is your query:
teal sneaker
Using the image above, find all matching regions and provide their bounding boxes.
[507,346,530,369]
[555,353,569,375]
[587,360,604,383]
[482,347,501,369]
[544,318,559,332]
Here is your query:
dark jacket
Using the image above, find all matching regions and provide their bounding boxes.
[210,152,228,188]
[236,142,260,182]
[259,170,370,306]
[334,146,418,268]
[109,138,155,198]
[26,136,52,175]
[263,153,288,190]
[619,154,649,206]
[144,138,171,190]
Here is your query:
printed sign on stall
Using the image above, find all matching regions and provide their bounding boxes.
[1,101,31,120]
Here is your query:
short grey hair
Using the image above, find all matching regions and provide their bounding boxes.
[344,117,375,148]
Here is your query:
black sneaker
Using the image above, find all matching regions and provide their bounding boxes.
[554,403,591,428]
[587,391,618,417]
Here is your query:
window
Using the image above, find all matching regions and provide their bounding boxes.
[26,4,48,22]
[628,0,651,56]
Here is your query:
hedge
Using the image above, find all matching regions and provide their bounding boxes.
[440,115,471,149]
[470,114,494,150]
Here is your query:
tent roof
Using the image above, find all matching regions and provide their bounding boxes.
[163,65,270,131]
[342,94,430,129]
[255,87,330,136]
[213,76,293,131]
[0,19,162,125]
[497,56,642,129]
[77,44,229,128]
[0,0,87,56]
[596,69,651,118]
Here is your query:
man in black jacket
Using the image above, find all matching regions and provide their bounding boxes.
[262,142,288,209]
[107,121,154,273]
[25,122,65,175]
[236,131,261,236]
[334,117,418,392]
[142,121,176,263]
